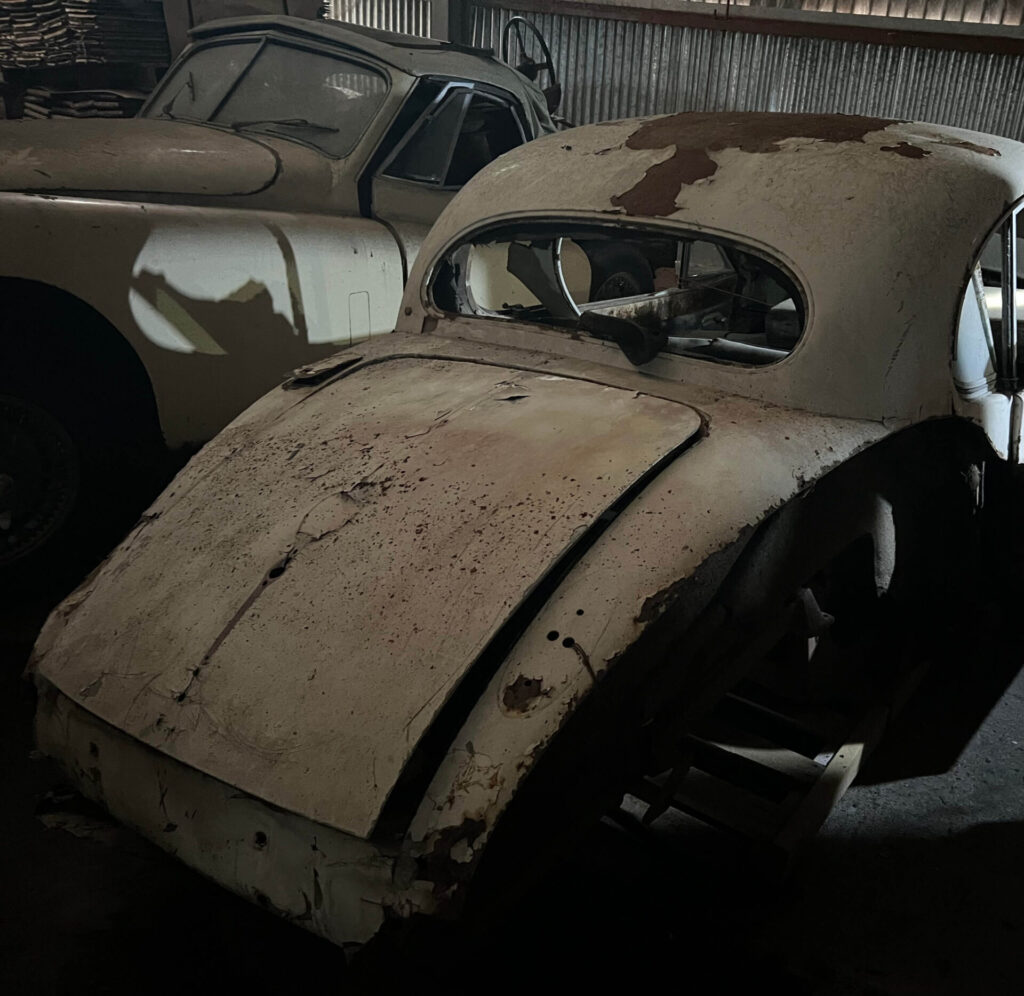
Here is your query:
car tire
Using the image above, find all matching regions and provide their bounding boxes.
[0,364,164,593]
[586,245,655,301]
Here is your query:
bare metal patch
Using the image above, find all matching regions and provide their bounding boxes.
[881,142,931,160]
[611,112,901,216]
[502,675,546,712]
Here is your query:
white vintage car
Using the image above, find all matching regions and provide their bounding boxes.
[0,14,555,574]
[29,112,1024,956]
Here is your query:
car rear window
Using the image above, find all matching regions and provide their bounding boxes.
[431,220,805,367]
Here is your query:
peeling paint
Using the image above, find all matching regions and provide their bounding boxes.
[611,112,900,215]
[881,142,931,159]
[419,817,486,899]
[502,675,546,712]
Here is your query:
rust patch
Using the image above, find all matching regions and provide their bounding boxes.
[881,142,931,159]
[418,817,486,905]
[611,112,901,216]
[502,675,546,712]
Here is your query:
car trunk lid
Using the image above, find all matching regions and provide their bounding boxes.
[33,357,702,838]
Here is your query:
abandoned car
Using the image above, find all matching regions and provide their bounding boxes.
[29,112,1024,951]
[0,13,555,573]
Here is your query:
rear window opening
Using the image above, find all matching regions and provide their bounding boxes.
[431,222,805,367]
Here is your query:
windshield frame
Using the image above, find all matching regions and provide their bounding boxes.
[141,32,395,160]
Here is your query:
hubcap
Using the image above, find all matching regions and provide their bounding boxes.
[0,395,78,567]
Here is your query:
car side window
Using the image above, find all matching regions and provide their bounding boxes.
[686,240,734,280]
[432,222,805,367]
[383,88,525,189]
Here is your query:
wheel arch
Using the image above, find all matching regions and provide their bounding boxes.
[0,276,163,440]
[386,414,991,919]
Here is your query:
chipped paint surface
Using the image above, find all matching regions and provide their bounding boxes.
[35,683,433,945]
[609,112,898,215]
[403,383,888,859]
[35,356,701,838]
[400,114,1024,426]
[31,112,1024,949]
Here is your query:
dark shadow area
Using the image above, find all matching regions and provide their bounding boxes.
[4,582,1024,996]
[859,596,1024,785]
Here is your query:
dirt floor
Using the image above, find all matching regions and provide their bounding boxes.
[2,576,1023,996]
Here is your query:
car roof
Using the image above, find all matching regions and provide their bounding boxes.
[403,112,1024,424]
[190,14,525,90]
[435,112,1024,259]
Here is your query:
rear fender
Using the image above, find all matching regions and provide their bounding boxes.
[390,407,977,911]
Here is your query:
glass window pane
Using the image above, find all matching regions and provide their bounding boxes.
[687,240,733,279]
[444,95,523,186]
[385,91,468,185]
[211,43,388,157]
[146,40,260,122]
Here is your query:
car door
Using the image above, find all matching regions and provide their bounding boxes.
[370,82,528,255]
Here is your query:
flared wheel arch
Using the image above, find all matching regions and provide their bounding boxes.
[445,417,988,925]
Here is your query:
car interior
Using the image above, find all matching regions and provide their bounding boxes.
[433,222,805,366]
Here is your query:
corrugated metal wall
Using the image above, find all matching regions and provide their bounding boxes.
[330,0,1024,29]
[629,0,1024,27]
[471,5,1024,139]
[332,0,432,35]
[329,0,1024,141]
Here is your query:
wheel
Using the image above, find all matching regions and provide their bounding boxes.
[0,305,165,590]
[585,245,655,301]
[500,16,562,114]
[0,394,79,570]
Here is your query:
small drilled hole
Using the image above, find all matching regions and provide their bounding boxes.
[576,609,584,616]
[562,637,575,648]
[253,831,268,849]
[546,631,559,641]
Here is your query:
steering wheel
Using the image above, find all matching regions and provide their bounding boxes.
[500,16,562,115]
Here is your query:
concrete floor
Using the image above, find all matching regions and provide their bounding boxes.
[2,580,1023,996]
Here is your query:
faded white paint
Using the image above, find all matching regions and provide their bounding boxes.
[0,15,552,448]
[32,112,1024,951]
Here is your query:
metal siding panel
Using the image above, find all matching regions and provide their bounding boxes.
[470,3,1024,139]
[332,0,432,36]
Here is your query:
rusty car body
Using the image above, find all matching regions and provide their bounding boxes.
[28,112,1024,951]
[0,14,553,572]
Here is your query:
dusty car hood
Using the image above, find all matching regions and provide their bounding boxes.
[34,357,701,839]
[0,119,278,197]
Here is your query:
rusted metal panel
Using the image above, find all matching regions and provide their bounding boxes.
[400,117,1024,424]
[35,357,701,839]
[32,110,1024,947]
[405,391,890,862]
[36,685,435,945]
[471,4,1024,139]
